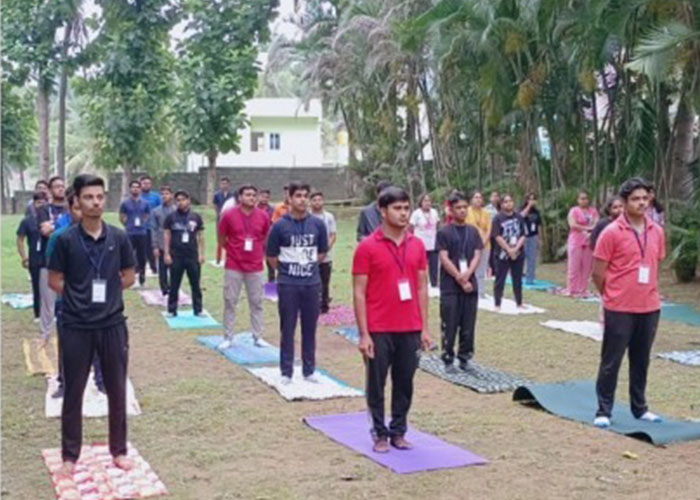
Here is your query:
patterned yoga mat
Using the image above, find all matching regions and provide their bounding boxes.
[419,354,530,394]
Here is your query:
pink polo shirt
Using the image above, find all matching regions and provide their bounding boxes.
[593,215,665,313]
[568,206,599,248]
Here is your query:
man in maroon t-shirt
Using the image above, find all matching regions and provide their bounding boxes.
[217,184,270,350]
[352,186,432,453]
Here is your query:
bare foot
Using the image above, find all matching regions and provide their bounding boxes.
[113,454,135,471]
[56,461,75,477]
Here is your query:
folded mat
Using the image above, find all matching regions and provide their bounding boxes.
[513,380,700,445]
[304,412,487,474]
[540,320,603,342]
[478,295,545,315]
[42,442,167,499]
[1,292,34,309]
[246,365,363,401]
[263,282,279,302]
[23,337,58,376]
[318,305,356,327]
[334,326,359,345]
[419,354,530,393]
[197,333,279,365]
[505,278,557,291]
[45,373,141,418]
[657,350,700,367]
[139,289,191,307]
[161,309,220,330]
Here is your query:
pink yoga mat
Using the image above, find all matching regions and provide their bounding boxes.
[304,412,487,474]
[318,305,356,326]
[139,289,191,307]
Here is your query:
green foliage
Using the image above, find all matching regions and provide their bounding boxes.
[1,82,37,170]
[670,206,700,282]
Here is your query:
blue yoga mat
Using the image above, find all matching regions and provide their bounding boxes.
[505,278,557,291]
[513,380,700,445]
[161,309,220,330]
[660,303,700,327]
[197,333,279,365]
[334,326,359,345]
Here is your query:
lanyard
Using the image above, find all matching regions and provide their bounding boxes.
[238,209,253,236]
[79,225,109,279]
[624,215,648,259]
[451,224,469,258]
[176,210,191,230]
[384,238,408,275]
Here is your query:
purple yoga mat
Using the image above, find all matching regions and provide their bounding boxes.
[139,289,191,307]
[304,412,487,474]
[263,282,278,301]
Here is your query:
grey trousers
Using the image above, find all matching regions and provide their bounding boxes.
[524,236,539,284]
[475,247,489,298]
[223,269,264,340]
[39,268,56,340]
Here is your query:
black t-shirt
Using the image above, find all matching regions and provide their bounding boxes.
[437,223,484,295]
[163,209,204,258]
[490,212,527,260]
[522,207,541,237]
[48,223,135,330]
[17,214,43,267]
[36,203,69,263]
[590,216,611,250]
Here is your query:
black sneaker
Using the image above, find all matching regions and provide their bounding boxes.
[459,360,470,372]
[52,385,64,399]
[445,363,457,374]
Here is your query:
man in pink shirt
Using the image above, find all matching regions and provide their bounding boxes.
[591,177,665,428]
[217,184,271,349]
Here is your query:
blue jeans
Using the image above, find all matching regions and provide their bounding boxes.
[524,236,539,284]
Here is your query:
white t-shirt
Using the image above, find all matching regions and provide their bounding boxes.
[311,210,336,262]
[410,208,439,251]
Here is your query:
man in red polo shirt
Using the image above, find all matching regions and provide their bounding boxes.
[592,177,665,428]
[352,186,432,453]
[217,184,270,350]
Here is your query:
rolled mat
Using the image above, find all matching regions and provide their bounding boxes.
[304,412,487,474]
[657,350,700,367]
[505,278,557,291]
[1,292,34,309]
[161,309,220,330]
[139,289,191,308]
[197,333,279,365]
[45,373,141,418]
[23,337,58,376]
[540,320,603,342]
[246,365,363,401]
[513,380,700,445]
[42,443,167,499]
[419,354,530,393]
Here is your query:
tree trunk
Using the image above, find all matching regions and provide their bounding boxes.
[669,94,694,199]
[206,149,218,205]
[0,161,7,214]
[57,22,74,179]
[37,85,51,180]
[121,164,133,198]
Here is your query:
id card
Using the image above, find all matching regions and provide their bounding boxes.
[638,266,650,284]
[509,235,517,246]
[92,279,107,304]
[134,217,141,227]
[458,259,468,273]
[36,240,42,252]
[531,223,536,233]
[398,279,412,301]
[244,238,254,252]
[181,232,190,244]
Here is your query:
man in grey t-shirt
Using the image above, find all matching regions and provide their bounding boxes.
[150,186,176,295]
[311,192,337,313]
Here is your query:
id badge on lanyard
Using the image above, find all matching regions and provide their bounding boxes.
[36,239,42,252]
[638,266,650,284]
[181,231,190,244]
[244,237,254,252]
[398,279,412,301]
[134,216,141,227]
[92,279,107,303]
[459,258,468,273]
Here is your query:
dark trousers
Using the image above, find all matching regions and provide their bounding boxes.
[596,309,659,418]
[128,234,148,285]
[427,250,439,287]
[29,264,42,318]
[366,333,420,439]
[278,283,320,377]
[61,322,128,462]
[267,263,276,282]
[56,301,104,389]
[169,255,202,314]
[319,262,332,312]
[146,231,157,273]
[493,254,525,306]
[440,293,478,364]
[157,252,170,295]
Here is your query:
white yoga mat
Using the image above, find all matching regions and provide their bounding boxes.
[246,365,363,401]
[657,350,700,367]
[541,320,603,342]
[478,295,545,315]
[45,372,141,418]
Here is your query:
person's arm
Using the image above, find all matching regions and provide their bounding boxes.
[163,229,172,265]
[16,235,28,268]
[438,249,462,282]
[353,274,373,359]
[121,268,136,289]
[117,231,136,288]
[217,213,227,250]
[592,258,607,295]
[266,224,280,270]
[356,210,367,242]
[197,229,205,264]
[520,203,532,217]
[328,214,337,249]
[316,219,329,262]
[417,268,432,350]
[119,203,128,226]
[48,271,64,295]
[567,209,588,232]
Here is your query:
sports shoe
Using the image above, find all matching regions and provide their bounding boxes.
[252,336,264,347]
[167,311,177,318]
[459,360,470,371]
[444,363,457,374]
[638,411,663,423]
[372,437,390,453]
[390,435,414,450]
[51,385,65,399]
[593,416,611,428]
[304,373,320,383]
[280,375,292,385]
[217,339,233,351]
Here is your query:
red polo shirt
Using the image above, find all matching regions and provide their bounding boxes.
[352,228,427,333]
[593,215,665,313]
[218,206,270,273]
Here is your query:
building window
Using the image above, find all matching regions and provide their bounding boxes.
[269,133,281,151]
[251,131,265,152]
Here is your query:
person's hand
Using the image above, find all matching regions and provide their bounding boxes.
[153,248,160,259]
[21,257,29,269]
[420,330,433,351]
[457,272,470,286]
[358,335,374,359]
[40,221,53,237]
[462,281,473,293]
[198,254,205,265]
[164,254,172,266]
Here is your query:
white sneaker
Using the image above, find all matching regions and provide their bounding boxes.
[638,411,663,423]
[252,335,264,347]
[217,339,233,351]
[593,416,611,428]
[428,287,440,298]
[280,375,292,385]
[304,373,320,383]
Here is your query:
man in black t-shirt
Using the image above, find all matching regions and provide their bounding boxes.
[490,194,527,309]
[48,174,136,475]
[164,191,205,316]
[17,192,49,319]
[520,193,541,284]
[437,191,483,371]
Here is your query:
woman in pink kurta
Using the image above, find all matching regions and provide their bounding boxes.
[566,191,599,296]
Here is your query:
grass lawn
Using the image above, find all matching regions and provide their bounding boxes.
[2,207,699,499]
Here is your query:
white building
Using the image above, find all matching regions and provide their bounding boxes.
[186,98,327,170]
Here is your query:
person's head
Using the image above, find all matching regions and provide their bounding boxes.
[220,177,231,191]
[524,192,538,207]
[375,180,392,200]
[35,180,49,196]
[418,193,432,211]
[449,191,470,222]
[470,191,484,209]
[378,186,411,229]
[489,191,500,207]
[32,191,48,210]
[576,190,590,208]
[310,191,325,212]
[238,184,258,209]
[160,185,173,205]
[174,191,191,211]
[288,181,310,213]
[48,176,65,202]
[648,186,664,211]
[129,180,141,197]
[65,188,82,223]
[73,174,106,219]
[619,177,652,218]
[501,193,514,213]
[140,175,152,192]
[258,189,271,204]
[604,196,624,219]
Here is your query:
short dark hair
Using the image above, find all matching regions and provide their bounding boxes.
[220,177,230,183]
[174,190,190,199]
[449,191,469,206]
[33,191,48,201]
[48,176,64,188]
[375,180,392,196]
[310,191,324,199]
[260,189,271,195]
[129,180,141,188]
[619,177,652,200]
[288,181,310,197]
[238,184,258,196]
[139,175,152,182]
[35,180,48,189]
[73,174,105,197]
[378,186,410,209]
[65,187,76,208]
[160,185,172,193]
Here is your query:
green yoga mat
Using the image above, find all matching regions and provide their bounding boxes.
[513,380,700,445]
